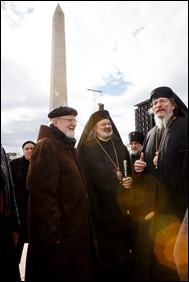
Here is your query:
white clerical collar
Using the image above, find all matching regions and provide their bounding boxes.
[97,136,111,142]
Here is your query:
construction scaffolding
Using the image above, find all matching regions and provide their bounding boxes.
[87,89,102,112]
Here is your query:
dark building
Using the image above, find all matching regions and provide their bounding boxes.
[134,99,155,135]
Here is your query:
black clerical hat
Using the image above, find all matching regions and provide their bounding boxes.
[150,86,174,102]
[128,131,144,145]
[150,86,188,117]
[90,110,110,125]
[77,109,123,149]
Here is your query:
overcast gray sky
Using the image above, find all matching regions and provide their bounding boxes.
[1,1,188,154]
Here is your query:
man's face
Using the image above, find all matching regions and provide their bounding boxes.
[94,119,113,140]
[23,143,35,161]
[54,115,77,138]
[130,142,142,155]
[152,97,175,119]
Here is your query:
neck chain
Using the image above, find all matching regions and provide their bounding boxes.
[153,116,176,169]
[96,138,122,182]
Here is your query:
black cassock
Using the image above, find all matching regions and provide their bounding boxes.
[78,137,135,281]
[134,115,188,281]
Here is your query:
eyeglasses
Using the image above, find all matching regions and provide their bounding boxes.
[151,98,169,107]
[24,147,34,151]
[58,118,77,124]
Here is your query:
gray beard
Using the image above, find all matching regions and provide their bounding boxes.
[131,149,140,155]
[154,113,173,129]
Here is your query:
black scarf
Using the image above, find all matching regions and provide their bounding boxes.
[50,124,76,149]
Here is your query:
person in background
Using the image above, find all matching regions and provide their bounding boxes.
[10,140,36,265]
[77,109,135,281]
[134,86,188,281]
[173,208,188,281]
[25,106,101,282]
[1,144,21,282]
[128,131,145,166]
[128,131,145,233]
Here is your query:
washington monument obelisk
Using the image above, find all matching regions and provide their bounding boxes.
[49,4,67,110]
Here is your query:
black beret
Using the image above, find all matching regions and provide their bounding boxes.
[150,86,175,102]
[128,131,144,145]
[48,106,78,119]
[22,140,36,149]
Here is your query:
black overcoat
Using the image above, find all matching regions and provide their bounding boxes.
[1,145,21,282]
[10,156,30,241]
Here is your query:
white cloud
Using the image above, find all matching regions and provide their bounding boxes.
[1,1,188,153]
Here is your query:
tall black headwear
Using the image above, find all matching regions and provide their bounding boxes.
[128,131,144,145]
[77,109,123,150]
[150,86,188,117]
